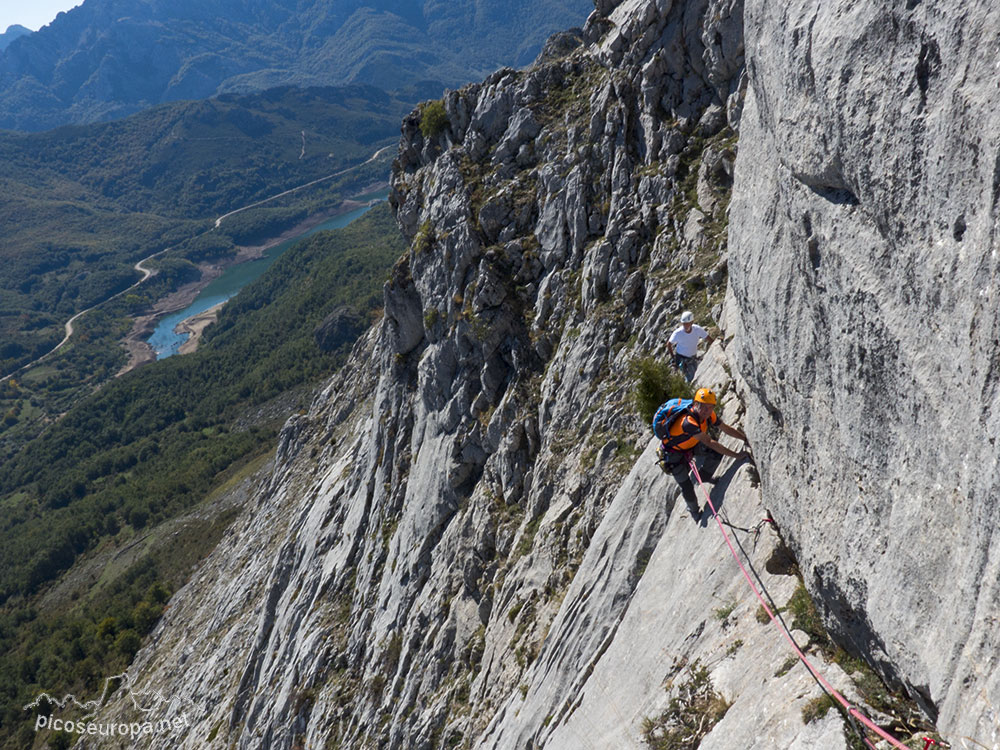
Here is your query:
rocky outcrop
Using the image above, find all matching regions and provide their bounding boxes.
[727,1,1000,743]
[76,1,767,747]
[72,0,1000,748]
[313,306,365,352]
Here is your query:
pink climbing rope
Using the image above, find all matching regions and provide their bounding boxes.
[688,458,910,750]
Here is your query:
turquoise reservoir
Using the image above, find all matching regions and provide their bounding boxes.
[148,192,387,359]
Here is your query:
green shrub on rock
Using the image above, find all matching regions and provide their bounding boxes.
[420,100,449,138]
[630,356,694,424]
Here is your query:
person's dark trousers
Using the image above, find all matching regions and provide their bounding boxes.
[674,354,696,382]
[659,445,722,516]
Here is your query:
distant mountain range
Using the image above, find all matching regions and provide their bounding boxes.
[0,24,31,52]
[0,0,592,131]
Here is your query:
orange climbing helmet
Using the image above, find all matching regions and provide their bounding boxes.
[694,387,717,405]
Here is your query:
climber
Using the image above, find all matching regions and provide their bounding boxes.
[666,311,713,382]
[655,387,749,521]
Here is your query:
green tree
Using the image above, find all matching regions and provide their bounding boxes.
[146,582,170,605]
[95,617,117,641]
[420,100,449,138]
[132,601,161,634]
[114,629,141,658]
[629,357,693,424]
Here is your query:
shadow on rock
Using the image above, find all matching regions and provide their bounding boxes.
[699,456,753,527]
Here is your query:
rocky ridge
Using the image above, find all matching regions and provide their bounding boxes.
[72,0,999,748]
[0,0,594,131]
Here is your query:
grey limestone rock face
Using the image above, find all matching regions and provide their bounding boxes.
[76,0,1000,748]
[313,306,365,352]
[78,1,764,747]
[476,347,859,750]
[727,0,1000,742]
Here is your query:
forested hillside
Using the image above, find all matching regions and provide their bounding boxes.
[0,203,406,749]
[0,85,405,381]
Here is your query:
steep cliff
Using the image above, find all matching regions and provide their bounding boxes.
[67,1,1000,749]
[728,0,1000,742]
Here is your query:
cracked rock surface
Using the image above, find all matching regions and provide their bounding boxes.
[728,0,1000,742]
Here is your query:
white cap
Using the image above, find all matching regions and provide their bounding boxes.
[680,311,694,323]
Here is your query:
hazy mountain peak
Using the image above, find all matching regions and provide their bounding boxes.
[0,0,593,131]
[0,24,32,51]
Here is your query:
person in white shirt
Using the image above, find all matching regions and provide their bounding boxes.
[667,311,713,381]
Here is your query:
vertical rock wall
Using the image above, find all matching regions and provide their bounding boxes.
[727,0,1000,741]
[77,1,767,748]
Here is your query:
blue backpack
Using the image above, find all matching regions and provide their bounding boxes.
[652,398,693,443]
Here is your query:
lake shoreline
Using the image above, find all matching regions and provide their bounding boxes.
[118,183,388,375]
[176,302,228,355]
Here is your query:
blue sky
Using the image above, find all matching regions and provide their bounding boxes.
[2,0,82,32]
